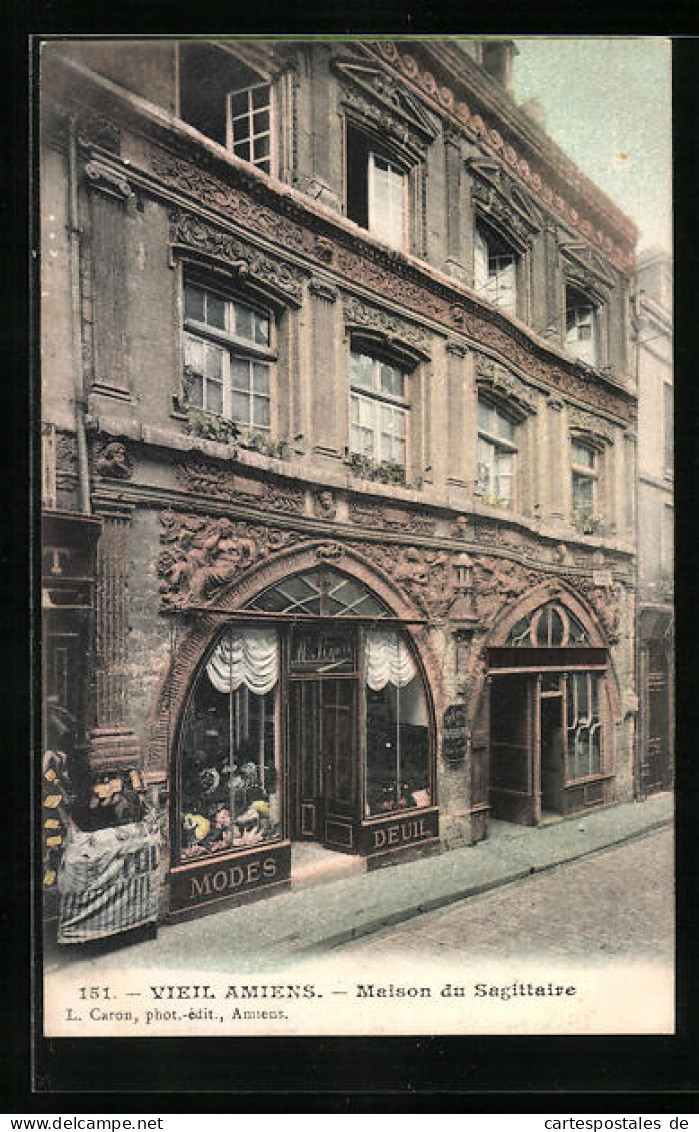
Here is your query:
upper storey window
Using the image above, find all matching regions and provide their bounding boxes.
[348,347,409,468]
[183,279,273,432]
[476,397,517,506]
[346,123,407,251]
[565,285,599,367]
[474,224,518,316]
[178,43,273,174]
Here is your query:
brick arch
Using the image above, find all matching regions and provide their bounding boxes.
[146,541,443,776]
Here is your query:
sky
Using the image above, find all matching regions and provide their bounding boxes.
[512,37,672,254]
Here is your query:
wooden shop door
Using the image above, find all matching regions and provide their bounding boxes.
[489,674,538,825]
[289,677,357,842]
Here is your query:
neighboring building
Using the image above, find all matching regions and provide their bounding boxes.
[635,248,674,795]
[40,38,639,926]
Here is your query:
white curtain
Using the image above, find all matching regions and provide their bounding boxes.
[206,628,278,695]
[365,630,416,690]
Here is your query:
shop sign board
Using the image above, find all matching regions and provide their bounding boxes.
[360,807,439,856]
[169,842,291,913]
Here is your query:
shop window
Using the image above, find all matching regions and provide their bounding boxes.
[178,43,273,173]
[566,672,602,781]
[507,603,589,647]
[346,123,408,250]
[476,396,517,506]
[178,627,281,863]
[348,346,410,470]
[182,278,274,432]
[565,285,599,366]
[571,439,600,526]
[474,224,518,316]
[364,631,430,816]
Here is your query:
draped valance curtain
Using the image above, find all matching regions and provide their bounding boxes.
[365,630,416,690]
[206,628,279,695]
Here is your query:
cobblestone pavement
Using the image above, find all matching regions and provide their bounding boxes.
[339,827,674,961]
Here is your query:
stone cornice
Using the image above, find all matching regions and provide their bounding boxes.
[361,39,636,275]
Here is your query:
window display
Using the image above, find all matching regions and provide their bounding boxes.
[566,672,602,781]
[364,631,430,816]
[178,627,281,862]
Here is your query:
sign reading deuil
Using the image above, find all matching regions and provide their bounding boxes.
[360,808,439,857]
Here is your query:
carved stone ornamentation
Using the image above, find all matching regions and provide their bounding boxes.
[147,143,634,425]
[472,555,540,630]
[475,353,538,416]
[349,541,453,620]
[471,169,539,247]
[84,160,132,202]
[573,578,621,644]
[342,295,430,351]
[175,456,305,515]
[348,499,436,536]
[313,490,337,520]
[169,208,306,306]
[568,406,615,446]
[94,440,133,479]
[158,512,301,607]
[315,542,344,560]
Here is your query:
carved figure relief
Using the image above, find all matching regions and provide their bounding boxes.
[158,512,301,607]
[348,499,436,536]
[94,440,133,479]
[313,490,337,520]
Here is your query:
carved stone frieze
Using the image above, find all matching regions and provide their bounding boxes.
[348,541,453,620]
[568,406,615,445]
[93,440,133,479]
[472,555,541,630]
[475,353,537,415]
[572,578,621,644]
[342,295,430,351]
[169,209,306,305]
[348,499,436,536]
[175,456,305,515]
[148,143,634,424]
[158,511,301,607]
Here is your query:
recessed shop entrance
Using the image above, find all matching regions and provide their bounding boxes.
[289,674,358,844]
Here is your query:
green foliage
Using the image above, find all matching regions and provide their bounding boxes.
[184,410,240,446]
[345,452,407,486]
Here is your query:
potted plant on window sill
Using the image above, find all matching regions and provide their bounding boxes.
[345,452,407,487]
[183,408,241,447]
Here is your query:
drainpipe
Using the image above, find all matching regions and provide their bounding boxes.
[68,115,91,515]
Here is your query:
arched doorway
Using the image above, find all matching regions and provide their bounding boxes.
[480,594,615,826]
[167,562,437,914]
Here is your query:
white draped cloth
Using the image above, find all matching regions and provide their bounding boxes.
[365,630,416,690]
[206,628,278,695]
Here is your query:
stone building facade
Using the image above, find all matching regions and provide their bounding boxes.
[635,248,673,795]
[40,38,639,923]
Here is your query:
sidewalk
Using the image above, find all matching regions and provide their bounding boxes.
[47,792,673,975]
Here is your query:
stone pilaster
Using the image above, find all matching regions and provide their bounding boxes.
[89,496,140,769]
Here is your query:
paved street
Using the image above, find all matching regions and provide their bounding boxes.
[339,827,674,961]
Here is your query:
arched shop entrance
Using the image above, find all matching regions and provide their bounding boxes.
[168,565,437,916]
[480,597,616,826]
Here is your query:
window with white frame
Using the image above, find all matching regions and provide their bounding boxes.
[474,224,518,315]
[227,83,272,173]
[182,279,273,432]
[348,347,409,468]
[346,124,408,251]
[476,397,517,505]
[571,439,599,524]
[565,285,598,366]
[178,43,273,174]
